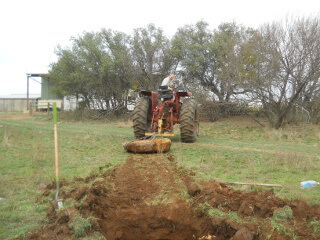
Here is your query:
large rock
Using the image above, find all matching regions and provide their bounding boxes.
[123,138,171,153]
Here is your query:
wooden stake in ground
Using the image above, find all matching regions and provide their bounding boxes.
[215,178,282,187]
[53,103,59,185]
[53,103,62,208]
[228,181,282,187]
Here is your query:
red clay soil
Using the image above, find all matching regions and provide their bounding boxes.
[26,155,320,240]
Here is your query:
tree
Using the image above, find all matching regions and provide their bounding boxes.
[172,21,250,102]
[132,24,173,91]
[99,29,133,109]
[240,16,320,128]
[49,30,133,110]
[213,23,253,101]
[294,16,320,123]
[49,32,107,109]
[172,21,217,98]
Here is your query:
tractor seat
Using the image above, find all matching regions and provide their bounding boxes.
[158,85,173,100]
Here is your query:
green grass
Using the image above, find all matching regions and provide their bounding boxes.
[172,119,320,204]
[70,215,94,238]
[1,114,320,239]
[199,202,242,222]
[207,208,226,217]
[272,205,293,222]
[145,191,174,206]
[270,220,297,239]
[308,219,320,233]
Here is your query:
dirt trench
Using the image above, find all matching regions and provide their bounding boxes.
[26,155,320,240]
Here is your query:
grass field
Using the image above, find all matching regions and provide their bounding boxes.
[0,113,319,239]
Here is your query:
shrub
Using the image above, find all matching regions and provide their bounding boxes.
[199,101,249,121]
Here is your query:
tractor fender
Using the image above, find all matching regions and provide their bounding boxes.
[140,91,158,112]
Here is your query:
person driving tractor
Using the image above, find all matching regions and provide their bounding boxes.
[161,73,175,91]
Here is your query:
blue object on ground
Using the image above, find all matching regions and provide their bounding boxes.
[300,180,319,188]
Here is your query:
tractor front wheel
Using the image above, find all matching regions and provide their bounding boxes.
[180,99,199,143]
[132,98,151,139]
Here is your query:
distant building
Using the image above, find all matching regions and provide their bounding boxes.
[1,73,136,112]
[40,76,60,100]
[0,73,64,112]
[0,94,40,111]
[36,75,63,111]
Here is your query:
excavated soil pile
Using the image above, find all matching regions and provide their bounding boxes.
[27,155,320,240]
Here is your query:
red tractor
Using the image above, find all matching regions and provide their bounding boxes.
[132,86,199,143]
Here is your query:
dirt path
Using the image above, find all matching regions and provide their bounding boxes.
[0,113,30,120]
[26,155,320,240]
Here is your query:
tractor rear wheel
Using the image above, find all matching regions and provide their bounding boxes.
[180,99,199,143]
[132,98,151,139]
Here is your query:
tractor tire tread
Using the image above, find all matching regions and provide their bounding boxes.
[180,99,199,143]
[132,98,150,139]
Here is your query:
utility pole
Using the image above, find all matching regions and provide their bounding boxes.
[27,75,30,110]
[26,73,43,111]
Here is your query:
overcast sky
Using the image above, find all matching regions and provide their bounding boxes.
[0,0,319,95]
